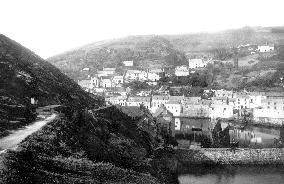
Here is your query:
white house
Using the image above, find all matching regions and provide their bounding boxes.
[126,96,151,109]
[209,104,234,119]
[148,68,164,73]
[97,67,116,77]
[214,89,233,98]
[253,98,284,125]
[257,45,274,52]
[90,76,100,88]
[125,70,141,81]
[123,60,133,67]
[147,72,160,81]
[165,101,182,116]
[174,117,181,131]
[100,76,112,88]
[105,96,127,106]
[138,71,148,81]
[188,59,207,69]
[175,65,189,76]
[151,95,170,113]
[78,79,94,91]
[112,76,124,86]
[82,67,90,71]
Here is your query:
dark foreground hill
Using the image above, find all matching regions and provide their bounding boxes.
[1,106,178,184]
[0,34,103,136]
[0,35,177,183]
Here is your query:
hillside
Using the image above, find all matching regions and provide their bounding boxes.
[47,26,284,85]
[47,36,188,80]
[0,34,103,136]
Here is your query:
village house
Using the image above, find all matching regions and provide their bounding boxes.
[100,76,112,88]
[82,67,90,72]
[124,70,141,81]
[136,90,151,96]
[182,102,210,118]
[234,93,259,110]
[112,87,128,96]
[165,100,182,116]
[247,92,263,108]
[138,70,148,81]
[123,60,133,67]
[253,97,284,125]
[175,65,189,76]
[151,95,171,112]
[212,97,228,105]
[90,76,100,88]
[209,104,234,119]
[174,117,181,131]
[188,58,207,69]
[147,81,158,86]
[147,72,160,81]
[97,67,116,77]
[257,44,274,52]
[112,75,124,86]
[105,96,127,106]
[181,96,201,105]
[126,96,151,109]
[93,87,105,93]
[214,89,234,98]
[78,79,94,92]
[148,68,164,73]
[176,117,212,134]
[153,105,175,136]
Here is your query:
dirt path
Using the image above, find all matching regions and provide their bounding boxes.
[0,114,57,152]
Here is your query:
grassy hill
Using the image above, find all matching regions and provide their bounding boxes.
[47,26,284,89]
[0,34,103,136]
[47,36,188,80]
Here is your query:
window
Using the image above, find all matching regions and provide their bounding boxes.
[268,102,270,105]
[274,107,277,110]
[274,102,277,105]
[267,106,270,109]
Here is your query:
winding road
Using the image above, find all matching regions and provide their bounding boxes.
[0,113,57,153]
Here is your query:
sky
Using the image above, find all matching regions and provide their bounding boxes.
[0,0,284,58]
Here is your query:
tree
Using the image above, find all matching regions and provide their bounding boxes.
[212,120,222,147]
[220,126,231,147]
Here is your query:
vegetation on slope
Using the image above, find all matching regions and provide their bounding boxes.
[48,36,187,80]
[0,106,177,184]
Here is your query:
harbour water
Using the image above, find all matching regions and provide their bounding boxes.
[178,165,284,184]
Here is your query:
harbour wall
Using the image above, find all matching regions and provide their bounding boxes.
[177,148,284,165]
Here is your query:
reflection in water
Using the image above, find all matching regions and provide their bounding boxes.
[178,164,284,184]
[175,117,281,148]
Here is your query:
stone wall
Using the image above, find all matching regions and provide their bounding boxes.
[177,148,284,165]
